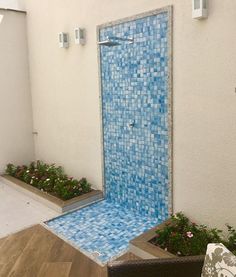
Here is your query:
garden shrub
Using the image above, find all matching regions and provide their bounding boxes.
[6,161,92,200]
[152,212,236,256]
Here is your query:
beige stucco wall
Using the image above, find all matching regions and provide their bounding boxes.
[0,10,34,173]
[24,0,236,229]
[0,0,25,11]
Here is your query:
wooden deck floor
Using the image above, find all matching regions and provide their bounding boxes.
[0,225,140,277]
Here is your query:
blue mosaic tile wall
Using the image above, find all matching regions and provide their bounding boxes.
[100,11,171,221]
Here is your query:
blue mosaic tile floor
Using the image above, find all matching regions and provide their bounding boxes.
[46,200,159,264]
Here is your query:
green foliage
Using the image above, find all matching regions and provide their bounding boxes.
[6,163,17,176]
[153,212,236,256]
[6,161,92,201]
[225,225,236,255]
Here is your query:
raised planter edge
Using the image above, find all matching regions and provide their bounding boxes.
[130,219,204,261]
[0,175,103,213]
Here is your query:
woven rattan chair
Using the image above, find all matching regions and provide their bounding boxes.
[107,255,205,277]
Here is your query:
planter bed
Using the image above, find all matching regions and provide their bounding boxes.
[130,214,236,260]
[130,219,176,259]
[130,219,205,260]
[0,175,103,213]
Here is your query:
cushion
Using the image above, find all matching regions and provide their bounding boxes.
[202,243,236,277]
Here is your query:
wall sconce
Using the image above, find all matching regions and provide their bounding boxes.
[192,0,208,19]
[0,15,4,24]
[58,32,69,48]
[74,28,86,45]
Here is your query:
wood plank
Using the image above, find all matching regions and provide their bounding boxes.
[38,262,72,277]
[0,225,38,276]
[0,225,107,277]
[0,225,143,277]
[45,234,78,266]
[0,237,6,249]
[116,252,141,261]
[7,226,59,276]
[69,250,107,277]
[0,225,37,261]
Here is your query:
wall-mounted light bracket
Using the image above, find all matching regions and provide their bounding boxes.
[192,0,208,19]
[75,28,86,45]
[58,32,69,48]
[0,15,4,24]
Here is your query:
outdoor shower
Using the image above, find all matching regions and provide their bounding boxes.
[47,7,172,265]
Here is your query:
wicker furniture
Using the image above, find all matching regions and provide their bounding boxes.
[108,255,205,277]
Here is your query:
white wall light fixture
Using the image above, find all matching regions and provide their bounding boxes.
[58,32,69,48]
[0,14,4,24]
[75,28,86,45]
[192,0,208,19]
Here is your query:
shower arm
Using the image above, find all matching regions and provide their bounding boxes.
[107,36,134,43]
[98,36,134,46]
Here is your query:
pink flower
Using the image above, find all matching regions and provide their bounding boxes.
[186,231,194,238]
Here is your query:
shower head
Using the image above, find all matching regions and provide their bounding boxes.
[98,36,134,47]
[98,39,121,47]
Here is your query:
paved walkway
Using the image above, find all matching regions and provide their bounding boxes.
[0,180,58,238]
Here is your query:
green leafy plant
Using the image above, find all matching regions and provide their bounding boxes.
[225,225,236,255]
[6,161,92,201]
[151,212,236,256]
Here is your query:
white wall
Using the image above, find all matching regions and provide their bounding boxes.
[24,0,236,229]
[0,10,34,173]
[0,0,25,11]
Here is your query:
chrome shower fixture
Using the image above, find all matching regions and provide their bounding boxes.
[98,36,134,47]
[98,39,120,46]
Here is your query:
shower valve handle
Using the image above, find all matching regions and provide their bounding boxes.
[127,120,135,128]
